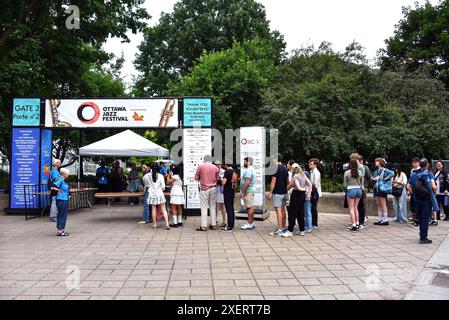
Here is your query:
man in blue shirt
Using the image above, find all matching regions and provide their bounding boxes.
[408,158,439,244]
[49,159,62,222]
[240,157,256,230]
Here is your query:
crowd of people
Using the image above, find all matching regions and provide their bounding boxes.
[47,153,448,244]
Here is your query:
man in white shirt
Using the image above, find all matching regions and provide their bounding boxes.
[308,158,322,228]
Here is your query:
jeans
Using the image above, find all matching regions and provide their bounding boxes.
[224,192,235,229]
[288,190,305,232]
[56,200,68,231]
[393,188,408,222]
[304,200,312,230]
[311,195,319,227]
[142,190,153,223]
[200,187,217,228]
[50,196,58,219]
[415,198,431,241]
[436,195,449,220]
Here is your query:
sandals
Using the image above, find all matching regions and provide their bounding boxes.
[57,231,69,237]
[196,227,207,232]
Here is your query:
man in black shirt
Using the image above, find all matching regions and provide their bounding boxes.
[269,154,289,237]
[220,163,236,232]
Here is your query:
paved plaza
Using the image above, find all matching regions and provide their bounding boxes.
[0,205,448,300]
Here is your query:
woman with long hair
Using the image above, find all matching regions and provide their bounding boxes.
[434,161,449,223]
[392,164,408,224]
[167,165,185,228]
[282,166,312,237]
[147,163,170,230]
[372,158,395,226]
[344,160,364,231]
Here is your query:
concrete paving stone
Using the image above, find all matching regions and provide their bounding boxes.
[140,295,165,300]
[239,295,265,300]
[214,286,261,295]
[319,277,343,285]
[166,287,214,296]
[100,281,125,288]
[356,292,383,300]
[260,286,307,295]
[165,295,190,300]
[38,296,66,300]
[190,295,215,300]
[253,272,295,280]
[311,294,337,300]
[14,295,40,300]
[334,293,360,300]
[287,295,313,300]
[215,295,240,300]
[168,281,190,287]
[114,295,140,300]
[305,285,351,295]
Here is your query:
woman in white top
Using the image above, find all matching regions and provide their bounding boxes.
[392,164,408,224]
[147,164,170,230]
[167,166,185,228]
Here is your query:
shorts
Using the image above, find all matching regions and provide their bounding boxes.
[244,192,255,208]
[272,193,288,208]
[216,192,224,204]
[373,187,388,198]
[346,187,362,199]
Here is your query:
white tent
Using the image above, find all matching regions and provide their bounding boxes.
[79,130,169,157]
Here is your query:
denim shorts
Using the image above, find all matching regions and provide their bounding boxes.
[346,187,362,199]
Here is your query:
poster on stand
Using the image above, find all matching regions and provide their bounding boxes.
[183,128,212,209]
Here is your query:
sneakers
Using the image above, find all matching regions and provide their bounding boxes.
[296,231,305,236]
[220,227,233,232]
[177,222,183,227]
[313,225,318,229]
[348,226,358,232]
[359,225,366,230]
[305,228,313,233]
[281,231,293,237]
[269,229,284,237]
[241,223,255,230]
[419,239,432,244]
[374,221,389,226]
[137,221,148,225]
[373,220,382,225]
[429,220,438,226]
[169,223,178,228]
[413,223,419,228]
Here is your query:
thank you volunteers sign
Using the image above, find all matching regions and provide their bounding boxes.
[240,127,266,207]
[12,98,40,126]
[10,128,40,209]
[183,128,212,209]
[44,98,179,128]
[183,98,211,127]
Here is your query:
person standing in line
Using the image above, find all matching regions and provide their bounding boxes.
[358,154,372,226]
[392,164,408,224]
[111,160,124,202]
[220,163,236,232]
[434,161,449,222]
[285,166,312,237]
[409,158,439,244]
[167,166,185,228]
[95,161,110,192]
[286,160,296,222]
[344,159,364,231]
[408,157,421,227]
[240,157,257,231]
[214,161,227,228]
[147,163,170,230]
[268,154,289,237]
[138,165,153,225]
[52,168,70,236]
[127,163,141,205]
[195,155,219,231]
[308,158,322,229]
[49,159,62,222]
[304,169,313,233]
[372,158,395,226]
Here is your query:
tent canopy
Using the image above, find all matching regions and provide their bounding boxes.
[79,130,169,157]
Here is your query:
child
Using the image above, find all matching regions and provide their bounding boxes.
[167,166,185,227]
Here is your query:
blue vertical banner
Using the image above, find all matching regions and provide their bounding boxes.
[40,129,53,205]
[10,128,41,209]
[183,98,212,127]
[12,98,41,126]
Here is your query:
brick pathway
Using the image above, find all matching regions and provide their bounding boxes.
[0,205,448,300]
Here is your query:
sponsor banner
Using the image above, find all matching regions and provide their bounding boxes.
[183,98,212,127]
[12,98,41,126]
[183,128,212,209]
[40,129,53,204]
[44,98,179,128]
[10,128,40,209]
[240,127,265,207]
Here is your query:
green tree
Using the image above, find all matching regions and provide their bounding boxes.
[134,0,285,95]
[169,38,279,130]
[0,0,149,158]
[380,1,449,87]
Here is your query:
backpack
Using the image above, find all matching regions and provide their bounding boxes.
[47,176,58,197]
[413,176,429,198]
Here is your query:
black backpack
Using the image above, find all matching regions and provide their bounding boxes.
[413,176,429,198]
[47,177,58,197]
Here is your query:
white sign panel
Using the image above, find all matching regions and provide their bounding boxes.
[240,127,265,207]
[183,128,212,209]
[45,98,179,128]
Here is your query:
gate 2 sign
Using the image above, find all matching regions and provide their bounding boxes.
[12,98,41,126]
[44,98,179,128]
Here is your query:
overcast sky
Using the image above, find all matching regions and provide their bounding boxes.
[103,0,439,88]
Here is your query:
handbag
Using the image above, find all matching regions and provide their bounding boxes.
[392,186,403,197]
[378,169,392,194]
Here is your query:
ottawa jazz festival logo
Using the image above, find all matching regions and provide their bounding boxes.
[77,102,101,124]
